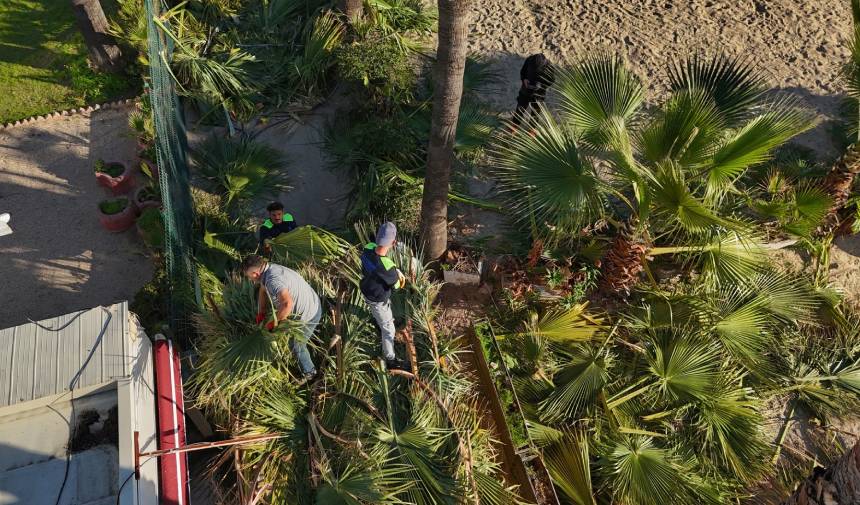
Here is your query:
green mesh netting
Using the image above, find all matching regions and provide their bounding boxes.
[146,0,197,340]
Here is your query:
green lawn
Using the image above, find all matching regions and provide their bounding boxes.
[0,0,131,123]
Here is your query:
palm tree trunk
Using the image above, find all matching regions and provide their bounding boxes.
[70,0,123,73]
[419,0,470,261]
[598,220,647,296]
[819,143,860,234]
[781,442,860,505]
[340,0,363,20]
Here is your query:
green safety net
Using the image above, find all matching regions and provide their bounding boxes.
[145,0,198,341]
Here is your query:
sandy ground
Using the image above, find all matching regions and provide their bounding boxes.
[0,108,153,328]
[469,0,851,157]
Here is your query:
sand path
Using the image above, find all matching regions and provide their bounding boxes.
[0,108,153,328]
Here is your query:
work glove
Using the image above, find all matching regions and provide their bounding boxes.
[255,312,266,324]
[397,269,407,289]
[266,320,276,332]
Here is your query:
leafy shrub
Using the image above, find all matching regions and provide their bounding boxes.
[137,208,164,249]
[65,55,132,103]
[335,28,415,102]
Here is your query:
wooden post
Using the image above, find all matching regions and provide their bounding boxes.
[70,0,123,73]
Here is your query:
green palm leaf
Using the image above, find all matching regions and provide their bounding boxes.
[525,303,605,342]
[316,462,406,505]
[705,104,814,198]
[650,164,730,233]
[689,374,770,482]
[638,90,724,167]
[556,54,644,149]
[645,330,719,402]
[843,25,860,101]
[268,225,351,265]
[783,184,833,237]
[668,54,766,126]
[695,230,768,286]
[544,433,596,505]
[474,470,526,505]
[598,436,715,505]
[193,134,289,207]
[491,110,608,236]
[711,287,771,362]
[539,345,612,421]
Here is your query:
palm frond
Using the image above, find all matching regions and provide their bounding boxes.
[638,90,724,167]
[556,54,644,150]
[843,25,860,101]
[650,164,731,233]
[268,226,351,266]
[544,433,596,505]
[668,54,766,125]
[525,303,605,342]
[597,436,716,505]
[539,344,612,422]
[193,134,289,207]
[491,109,608,237]
[705,104,814,198]
[689,373,770,483]
[695,230,768,286]
[645,329,719,403]
[474,470,527,505]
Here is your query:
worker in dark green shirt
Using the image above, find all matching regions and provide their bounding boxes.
[258,201,296,255]
[359,222,409,371]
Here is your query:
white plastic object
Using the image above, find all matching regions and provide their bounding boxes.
[0,213,11,237]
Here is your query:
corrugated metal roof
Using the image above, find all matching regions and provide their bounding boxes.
[0,302,131,407]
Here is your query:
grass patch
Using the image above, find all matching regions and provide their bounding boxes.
[0,0,133,122]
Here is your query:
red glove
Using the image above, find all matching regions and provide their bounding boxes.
[255,312,265,324]
[265,320,276,332]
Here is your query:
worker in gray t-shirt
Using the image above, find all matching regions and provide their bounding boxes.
[242,254,321,378]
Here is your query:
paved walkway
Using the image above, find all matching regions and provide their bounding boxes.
[0,108,153,328]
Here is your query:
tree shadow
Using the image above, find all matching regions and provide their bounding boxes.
[0,0,83,71]
[0,107,152,328]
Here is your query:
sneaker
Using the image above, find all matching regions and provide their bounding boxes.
[385,358,410,372]
[297,369,318,385]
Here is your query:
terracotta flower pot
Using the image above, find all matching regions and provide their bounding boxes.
[95,161,136,195]
[98,197,137,233]
[134,186,161,212]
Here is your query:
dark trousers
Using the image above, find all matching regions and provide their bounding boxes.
[512,87,546,126]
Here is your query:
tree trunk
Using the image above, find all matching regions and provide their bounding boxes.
[781,442,860,505]
[598,220,647,297]
[340,0,363,20]
[419,0,470,261]
[70,0,123,73]
[819,143,860,234]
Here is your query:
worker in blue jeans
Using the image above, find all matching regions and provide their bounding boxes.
[359,222,410,371]
[242,254,319,379]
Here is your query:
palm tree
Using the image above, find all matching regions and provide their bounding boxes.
[488,263,859,504]
[71,0,123,72]
[491,54,814,295]
[419,0,470,262]
[341,0,363,20]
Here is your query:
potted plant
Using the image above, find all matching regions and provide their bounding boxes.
[134,184,161,211]
[136,207,164,249]
[98,197,137,232]
[94,159,136,195]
